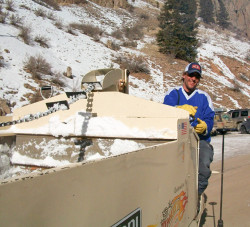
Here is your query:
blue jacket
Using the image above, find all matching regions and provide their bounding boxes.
[163,86,215,142]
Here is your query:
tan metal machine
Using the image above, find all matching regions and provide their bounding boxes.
[0,69,202,226]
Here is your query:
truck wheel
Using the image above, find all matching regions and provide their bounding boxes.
[240,125,247,134]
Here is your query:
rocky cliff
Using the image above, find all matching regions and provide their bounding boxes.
[225,0,250,38]
[204,0,249,38]
[57,0,128,8]
[57,0,249,38]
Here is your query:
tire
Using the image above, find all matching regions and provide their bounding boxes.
[240,125,247,134]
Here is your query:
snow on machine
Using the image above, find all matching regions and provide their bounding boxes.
[0,69,203,226]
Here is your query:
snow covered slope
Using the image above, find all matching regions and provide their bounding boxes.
[0,0,249,111]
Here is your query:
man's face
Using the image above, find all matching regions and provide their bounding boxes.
[182,72,201,92]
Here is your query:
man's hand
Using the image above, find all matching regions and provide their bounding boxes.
[177,104,198,117]
[195,118,207,134]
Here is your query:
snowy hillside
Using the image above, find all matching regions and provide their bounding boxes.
[0,0,249,111]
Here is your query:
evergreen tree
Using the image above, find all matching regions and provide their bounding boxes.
[217,0,230,29]
[199,0,215,24]
[157,0,198,62]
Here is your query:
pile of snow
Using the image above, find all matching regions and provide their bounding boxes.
[2,110,175,138]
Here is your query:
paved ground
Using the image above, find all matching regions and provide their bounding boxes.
[199,153,250,227]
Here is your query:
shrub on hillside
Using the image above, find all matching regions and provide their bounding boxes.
[73,0,88,4]
[32,0,60,11]
[9,14,22,27]
[20,4,31,10]
[127,4,134,13]
[51,72,65,87]
[34,35,50,48]
[18,26,32,45]
[240,73,249,82]
[23,55,52,79]
[122,41,137,48]
[5,0,15,12]
[123,23,144,41]
[230,79,242,92]
[106,40,120,51]
[69,23,103,40]
[47,11,56,20]
[140,13,149,20]
[111,29,123,40]
[0,55,5,68]
[246,53,250,61]
[34,8,46,18]
[115,56,150,74]
[0,11,9,24]
[65,25,77,35]
[54,18,63,29]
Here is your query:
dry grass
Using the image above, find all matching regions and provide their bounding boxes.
[65,25,77,35]
[32,0,60,11]
[18,26,32,45]
[47,11,56,20]
[0,55,4,68]
[5,0,15,11]
[9,14,22,27]
[123,23,144,41]
[230,79,242,92]
[69,23,103,40]
[106,40,120,51]
[122,41,137,48]
[54,18,63,29]
[51,72,65,87]
[72,0,88,4]
[20,4,30,10]
[132,72,151,82]
[0,11,8,23]
[23,55,52,79]
[115,55,150,74]
[219,55,250,85]
[111,29,123,40]
[34,8,47,18]
[199,58,250,109]
[34,35,50,48]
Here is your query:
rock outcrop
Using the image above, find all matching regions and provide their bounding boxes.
[225,0,250,38]
[57,0,128,8]
[0,99,11,116]
[212,0,249,38]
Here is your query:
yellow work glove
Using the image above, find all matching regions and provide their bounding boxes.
[177,104,197,117]
[195,118,207,134]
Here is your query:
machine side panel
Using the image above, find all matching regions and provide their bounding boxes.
[0,135,198,227]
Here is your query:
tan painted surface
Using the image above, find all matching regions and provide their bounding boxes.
[13,93,69,120]
[0,91,201,226]
[0,129,199,227]
[1,92,189,139]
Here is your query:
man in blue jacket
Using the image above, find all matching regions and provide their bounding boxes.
[163,62,215,196]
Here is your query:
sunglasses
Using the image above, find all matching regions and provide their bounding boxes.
[188,72,201,79]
